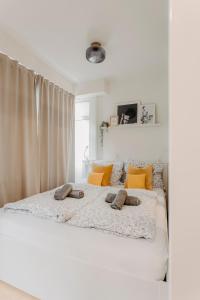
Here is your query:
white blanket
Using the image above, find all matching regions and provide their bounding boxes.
[0,186,168,282]
[3,185,98,223]
[68,186,158,239]
[4,184,158,239]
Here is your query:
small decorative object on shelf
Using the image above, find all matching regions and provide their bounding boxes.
[117,102,140,125]
[110,115,118,127]
[140,103,156,125]
[100,121,109,146]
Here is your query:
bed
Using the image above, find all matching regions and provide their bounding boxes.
[0,182,168,300]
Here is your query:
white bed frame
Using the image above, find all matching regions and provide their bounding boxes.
[0,163,169,300]
[0,234,168,300]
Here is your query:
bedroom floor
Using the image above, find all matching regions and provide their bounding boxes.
[0,281,39,300]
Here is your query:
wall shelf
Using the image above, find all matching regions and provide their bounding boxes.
[106,123,160,130]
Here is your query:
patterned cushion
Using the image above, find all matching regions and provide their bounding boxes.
[123,160,165,189]
[89,161,123,186]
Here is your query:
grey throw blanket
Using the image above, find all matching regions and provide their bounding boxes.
[105,193,140,206]
[111,190,127,210]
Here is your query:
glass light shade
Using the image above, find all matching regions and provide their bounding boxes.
[86,42,106,63]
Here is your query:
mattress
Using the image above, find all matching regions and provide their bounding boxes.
[0,187,168,282]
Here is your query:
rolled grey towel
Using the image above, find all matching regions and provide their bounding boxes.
[105,193,116,203]
[126,196,140,206]
[54,184,73,200]
[68,190,84,199]
[111,190,127,210]
[105,193,140,206]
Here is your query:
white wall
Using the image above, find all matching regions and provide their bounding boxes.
[0,27,75,93]
[169,0,200,299]
[76,79,108,98]
[96,72,168,162]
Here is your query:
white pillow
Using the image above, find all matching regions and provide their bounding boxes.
[89,160,123,186]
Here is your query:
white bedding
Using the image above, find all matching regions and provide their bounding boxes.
[3,184,100,222]
[68,186,158,239]
[0,185,168,282]
[4,184,158,240]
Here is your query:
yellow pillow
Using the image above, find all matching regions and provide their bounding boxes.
[125,165,153,190]
[92,164,113,186]
[127,174,146,189]
[88,172,104,186]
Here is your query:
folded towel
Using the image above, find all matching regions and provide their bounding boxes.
[105,193,140,206]
[111,190,127,210]
[54,184,73,200]
[105,193,115,203]
[125,196,140,206]
[68,190,84,199]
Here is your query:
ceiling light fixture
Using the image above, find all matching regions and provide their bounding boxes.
[86,42,106,64]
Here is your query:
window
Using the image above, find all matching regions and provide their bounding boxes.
[75,98,97,182]
[75,98,96,182]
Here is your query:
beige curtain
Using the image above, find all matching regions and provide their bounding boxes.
[0,53,39,207]
[37,76,75,192]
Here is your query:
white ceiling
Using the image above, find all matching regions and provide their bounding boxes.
[0,0,168,83]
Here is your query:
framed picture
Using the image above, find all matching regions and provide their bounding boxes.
[110,115,118,127]
[140,103,156,125]
[116,102,140,125]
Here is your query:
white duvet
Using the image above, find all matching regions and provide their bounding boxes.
[0,186,168,281]
[4,184,159,239]
[3,184,100,222]
[68,186,158,239]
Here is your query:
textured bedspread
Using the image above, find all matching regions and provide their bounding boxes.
[68,186,158,239]
[3,185,99,223]
[3,184,158,239]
